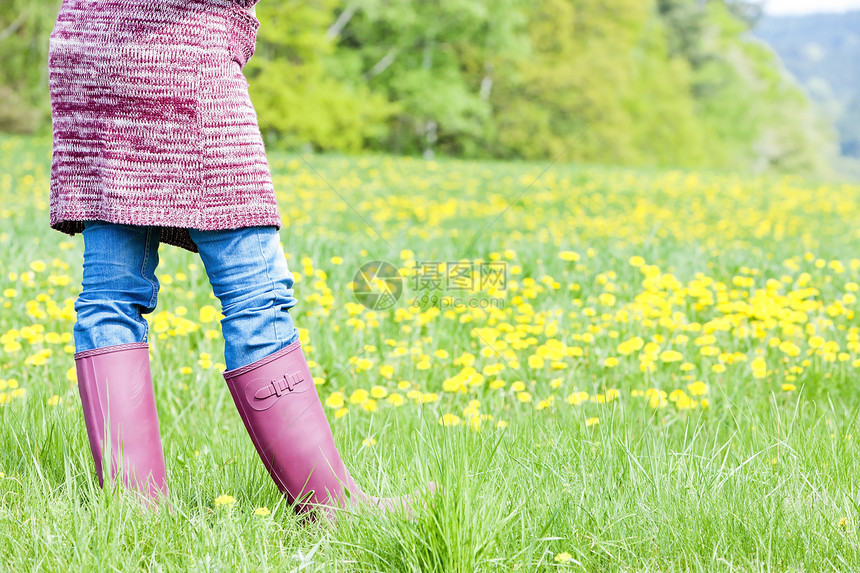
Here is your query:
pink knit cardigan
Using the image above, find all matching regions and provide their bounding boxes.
[48,0,279,252]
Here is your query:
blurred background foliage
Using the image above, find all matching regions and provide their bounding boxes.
[754,10,860,178]
[0,0,851,176]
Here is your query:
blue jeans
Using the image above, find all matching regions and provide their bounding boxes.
[74,221,300,371]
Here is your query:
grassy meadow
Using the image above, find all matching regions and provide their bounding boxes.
[3,135,860,571]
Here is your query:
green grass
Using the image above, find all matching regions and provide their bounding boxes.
[2,135,860,571]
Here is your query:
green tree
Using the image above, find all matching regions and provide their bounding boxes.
[488,0,707,167]
[248,1,394,153]
[0,0,60,132]
[327,0,527,158]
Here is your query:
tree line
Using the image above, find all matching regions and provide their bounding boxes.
[0,0,835,173]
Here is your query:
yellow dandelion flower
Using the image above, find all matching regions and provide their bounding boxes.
[659,350,683,363]
[199,305,218,322]
[214,494,236,507]
[642,342,660,356]
[751,356,767,379]
[687,381,708,396]
[566,391,589,405]
[439,414,461,427]
[585,417,599,427]
[554,552,572,563]
[442,378,465,393]
[617,336,643,355]
[349,388,369,404]
[325,392,345,409]
[482,363,505,376]
[3,341,22,353]
[254,507,270,516]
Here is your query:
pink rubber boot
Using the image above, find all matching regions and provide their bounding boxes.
[224,340,431,520]
[75,343,168,504]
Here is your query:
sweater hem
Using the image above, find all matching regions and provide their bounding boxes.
[50,206,283,253]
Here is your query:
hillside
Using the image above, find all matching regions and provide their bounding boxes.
[754,11,860,157]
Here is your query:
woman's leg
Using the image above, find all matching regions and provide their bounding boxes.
[188,226,298,371]
[73,221,168,503]
[74,220,161,351]
[191,226,425,519]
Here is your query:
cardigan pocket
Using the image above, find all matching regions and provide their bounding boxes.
[228,5,260,69]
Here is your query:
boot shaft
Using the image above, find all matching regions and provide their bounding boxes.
[224,340,358,516]
[76,343,168,501]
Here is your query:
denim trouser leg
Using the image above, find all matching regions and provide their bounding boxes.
[74,221,161,352]
[189,226,299,370]
[74,222,300,371]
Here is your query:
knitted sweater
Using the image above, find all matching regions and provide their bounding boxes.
[48,0,278,252]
